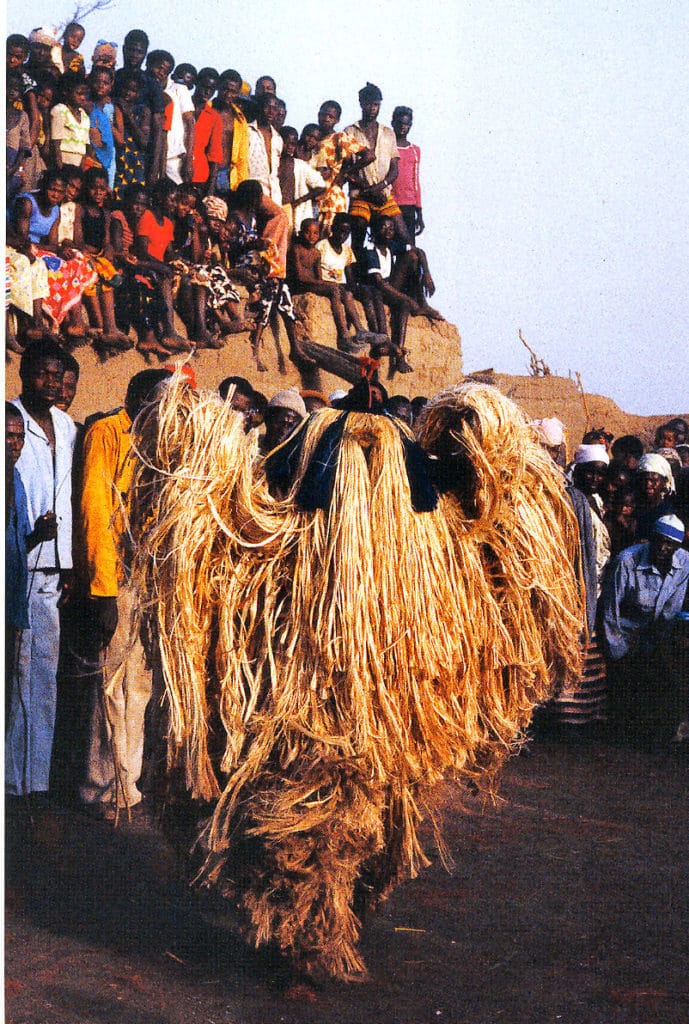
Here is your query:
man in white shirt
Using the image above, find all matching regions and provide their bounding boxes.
[344,82,412,256]
[147,49,195,184]
[248,93,283,203]
[6,337,76,800]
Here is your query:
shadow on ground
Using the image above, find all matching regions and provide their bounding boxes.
[5,738,688,1024]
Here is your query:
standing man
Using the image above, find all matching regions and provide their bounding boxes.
[77,370,171,820]
[147,49,195,185]
[391,105,424,244]
[6,337,76,802]
[344,82,412,256]
[603,515,689,748]
[247,93,284,203]
[115,29,168,183]
[212,69,249,193]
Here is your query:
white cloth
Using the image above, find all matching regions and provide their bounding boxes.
[12,398,76,569]
[164,79,195,160]
[248,121,283,203]
[573,443,609,466]
[5,572,61,795]
[533,417,565,447]
[315,237,356,283]
[638,453,675,494]
[343,120,399,197]
[291,158,326,234]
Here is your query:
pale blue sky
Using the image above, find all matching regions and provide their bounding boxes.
[8,0,688,413]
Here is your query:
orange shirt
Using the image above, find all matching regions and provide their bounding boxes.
[192,106,224,183]
[136,209,173,261]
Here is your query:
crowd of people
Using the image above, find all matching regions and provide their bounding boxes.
[532,416,689,748]
[6,24,439,377]
[5,336,689,823]
[4,25,688,839]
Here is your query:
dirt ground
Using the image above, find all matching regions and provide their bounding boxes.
[5,736,687,1024]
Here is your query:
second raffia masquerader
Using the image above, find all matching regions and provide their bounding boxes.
[129,375,583,981]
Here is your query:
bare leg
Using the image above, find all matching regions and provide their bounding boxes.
[349,215,369,259]
[160,277,193,351]
[388,304,413,376]
[341,288,366,334]
[192,286,222,348]
[302,281,349,339]
[250,323,268,372]
[101,289,133,348]
[391,212,413,248]
[283,315,317,369]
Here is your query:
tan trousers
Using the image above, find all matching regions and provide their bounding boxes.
[79,586,152,808]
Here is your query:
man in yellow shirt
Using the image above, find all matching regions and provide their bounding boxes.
[77,369,170,819]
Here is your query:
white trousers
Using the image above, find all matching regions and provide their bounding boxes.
[5,571,60,795]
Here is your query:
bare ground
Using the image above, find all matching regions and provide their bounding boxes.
[5,737,688,1024]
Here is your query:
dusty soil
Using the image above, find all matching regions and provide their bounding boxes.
[5,738,687,1024]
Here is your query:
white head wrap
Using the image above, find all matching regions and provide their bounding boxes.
[29,26,59,46]
[638,453,675,494]
[573,444,609,466]
[533,417,566,447]
[652,515,685,544]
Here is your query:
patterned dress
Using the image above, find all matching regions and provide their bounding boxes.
[311,131,367,235]
[113,102,148,203]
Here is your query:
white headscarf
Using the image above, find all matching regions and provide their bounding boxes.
[573,444,609,466]
[638,453,675,495]
[533,417,566,447]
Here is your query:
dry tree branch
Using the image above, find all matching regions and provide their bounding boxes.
[574,371,592,432]
[57,0,115,33]
[518,328,551,377]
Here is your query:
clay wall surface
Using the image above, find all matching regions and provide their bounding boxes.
[6,297,685,448]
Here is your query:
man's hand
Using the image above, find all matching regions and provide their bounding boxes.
[31,511,57,544]
[93,596,118,647]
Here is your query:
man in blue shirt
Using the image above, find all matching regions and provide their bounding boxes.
[603,515,689,747]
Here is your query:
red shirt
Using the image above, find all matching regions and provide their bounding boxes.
[391,143,422,207]
[192,106,224,183]
[136,209,174,261]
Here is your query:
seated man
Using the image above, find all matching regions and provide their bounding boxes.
[602,514,689,748]
[288,217,367,351]
[358,216,440,376]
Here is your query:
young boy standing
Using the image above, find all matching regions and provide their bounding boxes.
[278,126,326,235]
[391,106,424,244]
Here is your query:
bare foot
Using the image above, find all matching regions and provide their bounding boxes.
[222,318,252,335]
[136,338,172,362]
[63,325,89,348]
[101,332,134,351]
[162,334,193,353]
[194,330,224,350]
[421,303,444,321]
